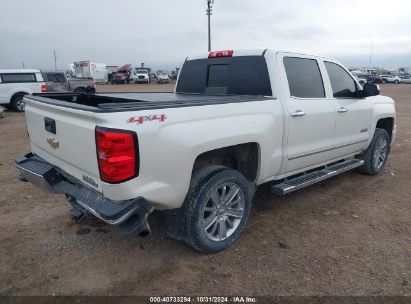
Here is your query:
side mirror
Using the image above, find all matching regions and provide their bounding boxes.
[362,83,380,97]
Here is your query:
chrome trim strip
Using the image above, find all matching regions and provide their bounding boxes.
[288,140,367,160]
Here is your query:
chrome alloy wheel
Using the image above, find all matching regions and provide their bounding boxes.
[16,98,25,111]
[202,183,245,242]
[373,136,388,170]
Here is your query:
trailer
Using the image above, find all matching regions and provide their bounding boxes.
[74,61,108,83]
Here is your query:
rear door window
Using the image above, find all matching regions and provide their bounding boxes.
[324,62,358,98]
[176,56,272,96]
[0,73,36,83]
[283,57,325,98]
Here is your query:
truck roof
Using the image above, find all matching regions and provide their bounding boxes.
[186,49,334,61]
[0,69,41,73]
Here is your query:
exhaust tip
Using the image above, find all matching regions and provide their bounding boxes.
[138,229,151,238]
[137,221,151,239]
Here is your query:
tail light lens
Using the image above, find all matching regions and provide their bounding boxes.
[41,83,47,92]
[208,50,233,58]
[95,127,138,183]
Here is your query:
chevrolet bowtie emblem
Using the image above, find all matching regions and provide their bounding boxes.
[47,137,59,149]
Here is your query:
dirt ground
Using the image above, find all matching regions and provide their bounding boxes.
[0,83,410,297]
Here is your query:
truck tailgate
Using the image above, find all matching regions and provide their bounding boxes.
[24,99,102,191]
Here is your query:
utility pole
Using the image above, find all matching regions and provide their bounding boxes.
[22,62,25,68]
[368,42,373,70]
[53,50,57,71]
[206,0,215,52]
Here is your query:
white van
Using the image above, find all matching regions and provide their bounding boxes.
[0,69,46,111]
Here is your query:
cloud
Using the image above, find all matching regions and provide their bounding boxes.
[0,0,410,70]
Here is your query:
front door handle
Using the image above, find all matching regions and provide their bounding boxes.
[337,107,348,113]
[291,110,306,117]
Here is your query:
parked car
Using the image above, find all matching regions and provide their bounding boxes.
[156,70,170,83]
[16,49,396,253]
[42,71,96,93]
[132,68,150,84]
[111,64,132,84]
[355,75,369,85]
[371,75,383,84]
[0,69,46,111]
[380,75,401,83]
[149,72,157,80]
[400,75,411,84]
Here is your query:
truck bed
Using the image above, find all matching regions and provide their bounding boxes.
[29,92,273,113]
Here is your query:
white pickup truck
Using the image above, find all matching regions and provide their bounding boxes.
[0,69,47,111]
[16,49,396,253]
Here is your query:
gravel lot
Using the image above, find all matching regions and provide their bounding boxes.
[0,83,410,296]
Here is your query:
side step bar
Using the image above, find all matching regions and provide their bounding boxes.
[271,159,364,196]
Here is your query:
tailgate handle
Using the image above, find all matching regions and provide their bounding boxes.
[44,117,56,134]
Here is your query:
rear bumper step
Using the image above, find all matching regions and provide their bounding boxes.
[15,153,153,231]
[272,159,364,196]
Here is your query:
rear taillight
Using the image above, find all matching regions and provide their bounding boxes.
[208,50,233,58]
[95,127,138,183]
[41,83,47,92]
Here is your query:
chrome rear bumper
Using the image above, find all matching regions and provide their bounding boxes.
[15,153,153,233]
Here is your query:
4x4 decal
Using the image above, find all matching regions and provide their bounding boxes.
[127,114,167,125]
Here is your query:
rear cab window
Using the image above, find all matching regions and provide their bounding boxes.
[43,72,66,83]
[176,56,272,96]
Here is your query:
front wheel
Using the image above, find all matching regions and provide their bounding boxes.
[183,166,253,253]
[356,128,390,175]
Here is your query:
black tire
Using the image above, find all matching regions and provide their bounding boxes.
[182,166,253,253]
[11,94,26,112]
[356,128,390,175]
[74,87,86,94]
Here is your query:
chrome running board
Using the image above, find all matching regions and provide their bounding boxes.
[272,159,364,196]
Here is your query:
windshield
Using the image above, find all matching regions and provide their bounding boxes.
[176,56,272,96]
[136,69,148,74]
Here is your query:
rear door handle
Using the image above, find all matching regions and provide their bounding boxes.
[337,107,348,113]
[291,110,306,117]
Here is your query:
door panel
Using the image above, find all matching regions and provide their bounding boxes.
[323,61,372,158]
[332,98,372,157]
[286,98,336,172]
[279,54,336,173]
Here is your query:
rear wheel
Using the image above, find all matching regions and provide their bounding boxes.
[11,94,26,112]
[74,87,86,94]
[356,128,390,175]
[183,166,253,253]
